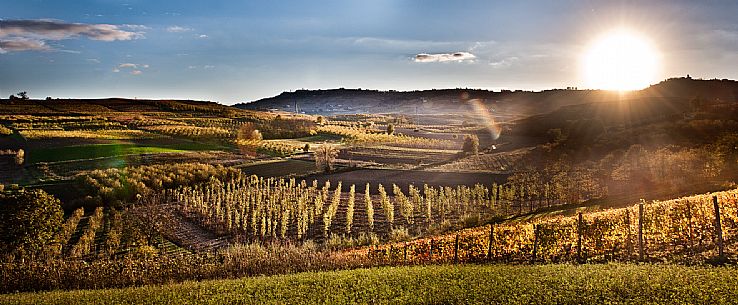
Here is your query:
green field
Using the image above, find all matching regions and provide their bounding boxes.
[4,263,738,304]
[27,142,222,163]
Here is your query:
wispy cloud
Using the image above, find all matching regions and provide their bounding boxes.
[187,65,215,70]
[413,52,476,63]
[166,26,192,33]
[489,56,519,68]
[113,62,148,75]
[0,19,144,53]
[121,24,150,31]
[198,34,209,39]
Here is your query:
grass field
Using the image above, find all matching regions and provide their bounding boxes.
[28,142,223,163]
[3,263,738,304]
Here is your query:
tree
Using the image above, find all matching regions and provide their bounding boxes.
[14,149,24,165]
[462,134,479,154]
[0,189,64,258]
[387,124,395,135]
[237,122,263,141]
[17,91,29,100]
[315,144,339,172]
[303,143,310,152]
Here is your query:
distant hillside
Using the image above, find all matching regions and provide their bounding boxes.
[0,98,255,117]
[235,78,738,117]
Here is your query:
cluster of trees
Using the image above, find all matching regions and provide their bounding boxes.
[255,117,316,139]
[0,189,64,260]
[7,91,29,100]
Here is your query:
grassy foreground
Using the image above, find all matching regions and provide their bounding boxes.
[2,263,738,304]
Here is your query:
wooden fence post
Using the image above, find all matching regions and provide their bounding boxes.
[404,243,408,262]
[713,196,725,260]
[638,200,644,261]
[454,234,460,263]
[429,239,434,261]
[625,210,632,259]
[577,212,583,263]
[390,245,394,263]
[532,224,539,263]
[487,223,494,260]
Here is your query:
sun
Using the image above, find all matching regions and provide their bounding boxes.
[582,29,659,91]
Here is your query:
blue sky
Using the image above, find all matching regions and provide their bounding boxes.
[1,0,737,104]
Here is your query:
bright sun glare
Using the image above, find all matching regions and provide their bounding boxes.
[583,29,659,91]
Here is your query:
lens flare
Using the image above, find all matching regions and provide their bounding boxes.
[468,98,501,140]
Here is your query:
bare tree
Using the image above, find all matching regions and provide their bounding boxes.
[315,143,339,172]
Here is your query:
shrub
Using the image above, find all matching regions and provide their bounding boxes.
[462,134,480,154]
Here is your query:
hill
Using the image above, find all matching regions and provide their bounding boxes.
[235,77,738,116]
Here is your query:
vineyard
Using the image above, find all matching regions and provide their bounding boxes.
[140,125,233,140]
[235,139,300,157]
[350,188,738,265]
[19,129,164,140]
[316,125,457,149]
[153,174,602,245]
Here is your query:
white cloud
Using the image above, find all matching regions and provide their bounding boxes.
[0,19,144,53]
[115,63,148,74]
[117,63,149,69]
[0,19,144,41]
[0,38,49,53]
[166,26,192,33]
[203,65,215,69]
[413,52,476,63]
[198,34,209,39]
[87,58,101,64]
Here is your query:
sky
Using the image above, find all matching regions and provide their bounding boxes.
[1,0,737,104]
